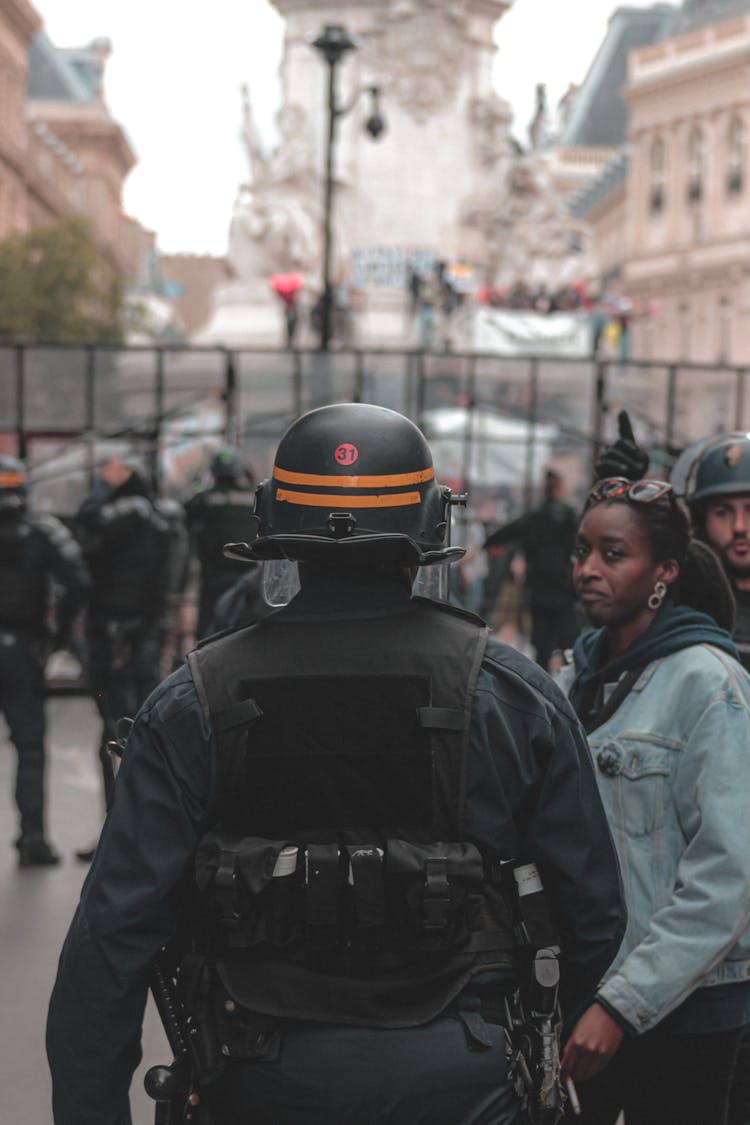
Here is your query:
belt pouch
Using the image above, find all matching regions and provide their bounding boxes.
[346,845,385,959]
[305,844,341,956]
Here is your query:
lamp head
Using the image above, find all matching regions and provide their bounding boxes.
[312,25,357,66]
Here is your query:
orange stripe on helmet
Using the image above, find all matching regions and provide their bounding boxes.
[0,472,24,488]
[275,488,422,508]
[273,466,434,488]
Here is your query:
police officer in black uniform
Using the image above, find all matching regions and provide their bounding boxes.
[0,456,89,866]
[599,423,750,673]
[47,404,625,1124]
[74,456,172,860]
[185,447,256,639]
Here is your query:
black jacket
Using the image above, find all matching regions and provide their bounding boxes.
[47,574,625,1124]
[484,499,577,608]
[0,510,89,640]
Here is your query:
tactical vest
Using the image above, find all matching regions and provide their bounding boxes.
[187,597,521,1030]
[0,519,46,630]
[88,504,171,619]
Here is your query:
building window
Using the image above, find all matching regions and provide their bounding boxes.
[687,127,704,203]
[649,136,666,213]
[727,116,744,195]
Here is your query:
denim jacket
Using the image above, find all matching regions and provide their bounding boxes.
[557,642,750,1034]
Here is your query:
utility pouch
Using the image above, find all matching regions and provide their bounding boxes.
[195,834,302,953]
[305,844,343,962]
[211,980,282,1064]
[345,844,385,963]
[386,840,485,954]
[178,954,282,1075]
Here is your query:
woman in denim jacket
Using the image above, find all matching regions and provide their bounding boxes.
[558,477,750,1125]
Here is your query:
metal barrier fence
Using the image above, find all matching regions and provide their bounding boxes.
[1,342,748,515]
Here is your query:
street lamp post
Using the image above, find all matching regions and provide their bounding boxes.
[312,25,385,352]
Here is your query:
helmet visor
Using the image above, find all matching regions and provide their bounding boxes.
[262,559,301,607]
[261,557,452,607]
[412,561,450,602]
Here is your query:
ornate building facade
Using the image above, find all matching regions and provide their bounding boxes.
[569,0,750,366]
[0,0,141,279]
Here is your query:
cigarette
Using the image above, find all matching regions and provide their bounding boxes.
[566,1078,582,1116]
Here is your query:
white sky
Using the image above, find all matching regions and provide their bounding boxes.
[32,0,642,256]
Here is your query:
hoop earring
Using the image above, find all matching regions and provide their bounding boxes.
[648,580,667,611]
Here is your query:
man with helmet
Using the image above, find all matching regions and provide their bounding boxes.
[601,421,750,672]
[48,404,625,1124]
[676,433,750,672]
[185,446,257,639]
[0,456,90,866]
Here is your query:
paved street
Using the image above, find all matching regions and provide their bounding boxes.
[0,694,169,1125]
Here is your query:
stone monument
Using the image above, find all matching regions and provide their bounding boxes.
[198,0,589,347]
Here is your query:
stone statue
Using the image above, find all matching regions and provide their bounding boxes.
[461,149,589,289]
[361,0,471,123]
[469,93,515,169]
[229,91,320,281]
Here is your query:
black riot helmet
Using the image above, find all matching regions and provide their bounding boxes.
[681,433,750,506]
[211,446,244,483]
[229,403,464,568]
[0,455,27,515]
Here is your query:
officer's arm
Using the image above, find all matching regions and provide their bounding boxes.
[39,516,91,646]
[469,657,626,1023]
[46,667,213,1125]
[518,693,626,1020]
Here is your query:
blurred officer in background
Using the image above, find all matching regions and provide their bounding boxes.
[0,456,89,866]
[73,456,171,861]
[48,404,625,1125]
[481,470,579,671]
[152,492,190,671]
[185,446,256,639]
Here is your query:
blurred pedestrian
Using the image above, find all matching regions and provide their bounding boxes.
[0,456,89,865]
[559,477,750,1125]
[185,446,256,639]
[416,270,440,350]
[453,505,488,616]
[482,470,579,671]
[153,493,190,673]
[74,456,172,861]
[271,273,304,349]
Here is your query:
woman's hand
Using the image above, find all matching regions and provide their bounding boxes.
[561,1002,624,1082]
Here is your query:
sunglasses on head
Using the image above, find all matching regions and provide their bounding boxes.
[588,477,675,504]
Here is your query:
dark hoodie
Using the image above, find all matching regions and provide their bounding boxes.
[568,601,738,732]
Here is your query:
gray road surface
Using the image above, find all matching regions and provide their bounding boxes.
[0,694,169,1125]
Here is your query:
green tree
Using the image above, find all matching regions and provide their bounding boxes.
[0,216,126,343]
